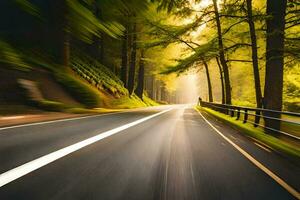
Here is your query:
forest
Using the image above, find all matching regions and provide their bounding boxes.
[1,1,300,198]
[0,0,299,116]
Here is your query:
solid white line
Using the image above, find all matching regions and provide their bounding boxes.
[195,109,300,200]
[254,142,272,153]
[0,108,173,187]
[0,113,119,131]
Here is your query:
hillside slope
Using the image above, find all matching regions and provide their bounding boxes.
[0,51,158,115]
[68,51,158,109]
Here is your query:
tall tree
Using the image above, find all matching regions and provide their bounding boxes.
[128,21,137,95]
[264,0,288,134]
[246,0,262,125]
[212,0,232,105]
[203,60,213,102]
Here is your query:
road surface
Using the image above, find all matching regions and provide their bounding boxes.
[0,105,299,200]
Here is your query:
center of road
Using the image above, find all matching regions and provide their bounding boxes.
[0,108,173,188]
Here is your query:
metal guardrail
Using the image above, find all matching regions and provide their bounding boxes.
[198,101,300,141]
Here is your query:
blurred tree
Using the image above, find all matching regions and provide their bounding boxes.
[136,49,145,99]
[128,20,138,95]
[14,0,124,68]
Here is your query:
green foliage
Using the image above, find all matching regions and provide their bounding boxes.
[143,95,160,106]
[285,0,300,62]
[67,0,124,42]
[54,72,100,108]
[0,40,30,70]
[14,0,40,18]
[110,94,151,109]
[70,51,128,97]
[284,102,300,113]
[152,0,189,13]
[283,65,300,111]
[66,0,151,44]
[285,75,300,99]
[145,19,202,48]
[162,39,218,74]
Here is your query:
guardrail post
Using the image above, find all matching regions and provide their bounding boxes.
[221,104,226,114]
[231,108,234,117]
[243,109,248,123]
[236,108,240,120]
[254,111,260,127]
[225,105,229,115]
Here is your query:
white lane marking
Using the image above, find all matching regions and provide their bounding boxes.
[0,113,120,131]
[229,135,238,141]
[254,142,272,153]
[0,106,170,132]
[0,108,173,187]
[195,109,300,200]
[251,137,274,151]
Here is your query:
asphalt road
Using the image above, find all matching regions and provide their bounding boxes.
[0,105,299,200]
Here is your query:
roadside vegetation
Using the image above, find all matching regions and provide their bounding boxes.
[196,106,300,162]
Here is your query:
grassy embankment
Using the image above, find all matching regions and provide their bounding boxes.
[195,106,300,161]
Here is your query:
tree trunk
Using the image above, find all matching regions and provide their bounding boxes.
[156,80,161,101]
[152,76,156,100]
[120,26,128,88]
[136,50,145,99]
[128,21,137,95]
[161,85,165,102]
[212,0,231,105]
[246,0,263,126]
[161,86,166,102]
[216,57,225,104]
[264,0,287,134]
[203,61,213,102]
